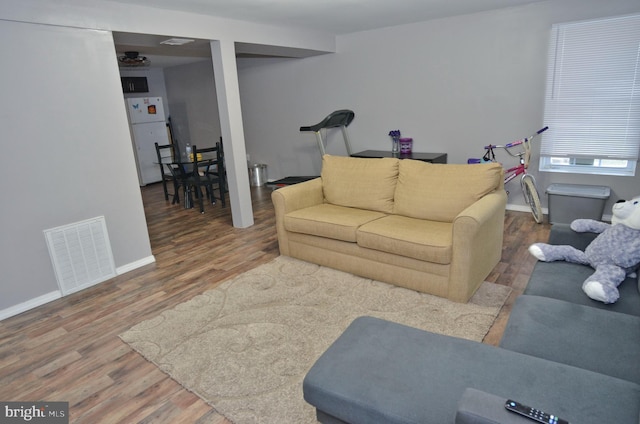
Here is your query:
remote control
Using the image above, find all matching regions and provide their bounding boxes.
[505,400,569,424]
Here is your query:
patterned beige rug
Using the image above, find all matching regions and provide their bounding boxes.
[120,256,510,424]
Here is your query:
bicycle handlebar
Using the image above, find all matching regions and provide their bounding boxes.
[504,140,523,148]
[483,127,548,150]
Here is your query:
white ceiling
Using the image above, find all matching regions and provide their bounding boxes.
[114,33,212,69]
[111,0,551,68]
[106,0,550,35]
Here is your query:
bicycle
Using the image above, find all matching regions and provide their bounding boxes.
[468,126,549,223]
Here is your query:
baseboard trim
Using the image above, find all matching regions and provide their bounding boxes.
[1,255,156,322]
[116,255,156,275]
[0,291,61,321]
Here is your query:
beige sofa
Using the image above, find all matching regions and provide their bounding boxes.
[271,155,507,302]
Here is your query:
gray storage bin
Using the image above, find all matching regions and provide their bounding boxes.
[546,183,610,224]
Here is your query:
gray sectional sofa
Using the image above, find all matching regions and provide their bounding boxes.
[303,224,640,424]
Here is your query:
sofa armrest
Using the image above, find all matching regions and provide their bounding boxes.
[271,178,324,256]
[455,388,531,424]
[547,223,598,250]
[449,190,508,302]
[271,177,324,213]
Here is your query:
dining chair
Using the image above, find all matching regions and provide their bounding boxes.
[205,137,227,197]
[188,144,226,213]
[154,142,182,204]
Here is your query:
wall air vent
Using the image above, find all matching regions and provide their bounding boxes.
[44,216,116,296]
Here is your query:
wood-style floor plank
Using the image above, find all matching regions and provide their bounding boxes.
[0,183,549,422]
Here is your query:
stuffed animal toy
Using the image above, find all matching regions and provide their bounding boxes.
[528,196,640,304]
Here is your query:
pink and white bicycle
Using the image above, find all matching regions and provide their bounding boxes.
[468,127,548,223]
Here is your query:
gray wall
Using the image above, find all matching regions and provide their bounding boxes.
[0,21,153,313]
[2,0,638,317]
[238,0,640,212]
[164,60,222,155]
[0,0,334,318]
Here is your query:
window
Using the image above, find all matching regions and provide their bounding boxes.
[539,14,640,176]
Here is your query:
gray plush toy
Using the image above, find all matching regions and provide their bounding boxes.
[529,196,640,304]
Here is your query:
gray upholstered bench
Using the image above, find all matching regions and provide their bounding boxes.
[303,316,640,424]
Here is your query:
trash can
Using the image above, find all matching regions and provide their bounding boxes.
[546,183,611,224]
[249,164,268,187]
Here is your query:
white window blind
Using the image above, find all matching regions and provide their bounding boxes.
[540,13,640,174]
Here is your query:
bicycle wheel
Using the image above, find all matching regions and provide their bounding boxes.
[521,175,544,223]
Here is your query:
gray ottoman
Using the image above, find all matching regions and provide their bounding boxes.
[303,316,640,424]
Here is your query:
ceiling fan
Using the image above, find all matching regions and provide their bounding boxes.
[118,51,150,67]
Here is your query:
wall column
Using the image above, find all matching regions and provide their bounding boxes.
[210,39,254,228]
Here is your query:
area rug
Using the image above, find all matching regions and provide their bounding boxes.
[120,256,511,424]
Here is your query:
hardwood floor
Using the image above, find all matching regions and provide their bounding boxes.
[0,183,550,423]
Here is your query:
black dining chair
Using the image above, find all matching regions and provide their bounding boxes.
[205,137,228,197]
[188,144,226,213]
[154,142,182,204]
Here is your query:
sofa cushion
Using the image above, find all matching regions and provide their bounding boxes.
[500,295,640,385]
[321,155,399,214]
[524,261,640,317]
[357,215,452,264]
[393,161,503,222]
[284,204,387,242]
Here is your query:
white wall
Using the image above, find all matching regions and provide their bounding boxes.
[238,0,640,211]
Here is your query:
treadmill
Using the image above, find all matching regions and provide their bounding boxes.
[267,109,355,189]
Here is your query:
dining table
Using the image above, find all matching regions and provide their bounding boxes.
[156,151,220,209]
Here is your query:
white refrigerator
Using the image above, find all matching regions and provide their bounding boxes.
[126,97,170,186]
